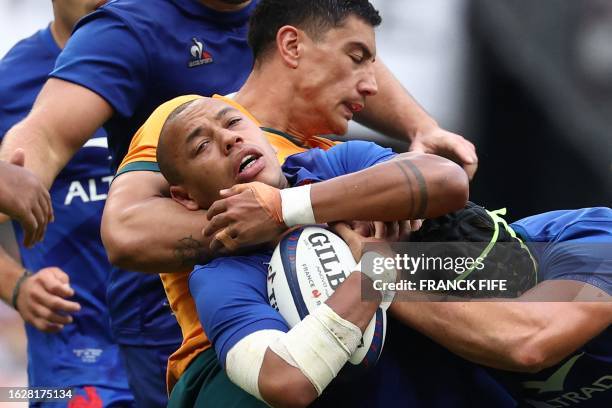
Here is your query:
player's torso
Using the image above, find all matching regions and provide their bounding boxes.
[0,27,127,388]
[96,0,257,170]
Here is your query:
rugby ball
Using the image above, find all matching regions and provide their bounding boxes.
[267,226,386,378]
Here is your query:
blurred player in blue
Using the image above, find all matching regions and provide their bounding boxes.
[339,203,612,407]
[0,0,478,405]
[0,0,134,406]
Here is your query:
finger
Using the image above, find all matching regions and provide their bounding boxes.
[373,221,386,240]
[212,229,239,252]
[398,220,411,240]
[40,277,75,298]
[21,213,38,248]
[203,213,231,237]
[32,318,64,333]
[39,190,53,225]
[9,148,25,167]
[30,303,73,324]
[31,201,47,244]
[34,290,81,313]
[330,222,356,241]
[385,221,399,241]
[206,199,228,221]
[219,184,249,198]
[463,162,478,181]
[50,268,70,285]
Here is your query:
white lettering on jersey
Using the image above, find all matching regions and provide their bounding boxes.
[64,176,113,205]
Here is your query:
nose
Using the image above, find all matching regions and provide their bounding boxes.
[221,130,243,154]
[358,68,378,97]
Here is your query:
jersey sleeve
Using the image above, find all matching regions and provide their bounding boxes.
[538,222,612,295]
[115,94,202,176]
[50,10,149,118]
[189,254,290,367]
[282,140,396,184]
[327,140,397,175]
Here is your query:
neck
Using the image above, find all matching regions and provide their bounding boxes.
[49,19,71,49]
[235,65,314,141]
[198,0,250,12]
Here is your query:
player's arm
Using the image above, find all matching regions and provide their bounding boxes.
[389,281,612,373]
[356,59,478,178]
[102,170,212,273]
[205,149,468,249]
[191,258,380,408]
[0,78,112,189]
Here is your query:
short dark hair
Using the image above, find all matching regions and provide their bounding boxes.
[248,0,382,61]
[409,202,538,298]
[157,99,199,185]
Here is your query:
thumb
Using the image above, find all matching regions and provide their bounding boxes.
[9,148,25,167]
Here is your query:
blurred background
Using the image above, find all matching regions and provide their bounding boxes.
[0,0,610,398]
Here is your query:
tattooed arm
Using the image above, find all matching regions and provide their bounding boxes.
[204,148,468,252]
[102,171,210,273]
[311,152,469,223]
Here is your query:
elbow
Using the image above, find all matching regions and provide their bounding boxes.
[260,372,316,408]
[101,209,146,271]
[436,160,469,214]
[510,344,550,373]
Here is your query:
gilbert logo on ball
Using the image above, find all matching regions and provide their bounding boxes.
[268,226,387,378]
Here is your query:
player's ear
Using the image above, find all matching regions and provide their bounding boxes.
[276,25,300,69]
[169,185,199,211]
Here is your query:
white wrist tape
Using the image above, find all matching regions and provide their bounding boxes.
[226,329,282,402]
[270,303,362,395]
[279,184,315,227]
[225,304,362,401]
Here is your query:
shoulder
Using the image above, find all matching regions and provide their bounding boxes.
[512,207,612,243]
[283,140,395,183]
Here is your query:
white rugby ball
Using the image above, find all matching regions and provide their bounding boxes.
[267,226,386,376]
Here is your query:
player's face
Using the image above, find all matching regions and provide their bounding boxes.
[297,15,378,135]
[173,98,284,209]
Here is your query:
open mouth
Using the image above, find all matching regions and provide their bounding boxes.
[239,154,259,173]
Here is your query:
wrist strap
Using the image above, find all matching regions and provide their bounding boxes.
[280,184,316,227]
[11,269,32,311]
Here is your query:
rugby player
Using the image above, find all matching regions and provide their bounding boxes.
[0,1,477,404]
[156,94,469,407]
[335,203,612,407]
[0,1,134,405]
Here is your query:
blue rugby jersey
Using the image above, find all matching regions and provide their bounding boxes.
[190,141,514,407]
[0,26,130,391]
[489,208,612,407]
[50,0,259,346]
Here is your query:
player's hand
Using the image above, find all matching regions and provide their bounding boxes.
[331,222,392,261]
[205,182,287,253]
[0,149,53,247]
[16,267,81,333]
[410,127,478,180]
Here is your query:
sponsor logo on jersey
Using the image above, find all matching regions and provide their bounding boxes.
[188,37,213,68]
[522,353,612,407]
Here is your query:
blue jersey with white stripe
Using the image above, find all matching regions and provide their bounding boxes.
[50,0,259,346]
[490,208,612,407]
[191,141,514,407]
[0,26,130,391]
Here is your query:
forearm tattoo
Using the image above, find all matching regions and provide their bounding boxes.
[394,160,428,219]
[174,235,207,267]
